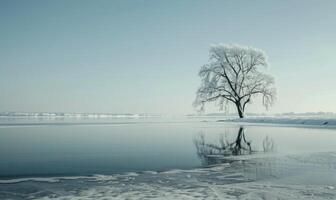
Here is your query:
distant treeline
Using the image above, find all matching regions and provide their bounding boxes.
[0,112,161,118]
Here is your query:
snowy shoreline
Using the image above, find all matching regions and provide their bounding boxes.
[217,116,336,129]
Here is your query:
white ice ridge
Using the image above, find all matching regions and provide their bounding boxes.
[0,176,109,184]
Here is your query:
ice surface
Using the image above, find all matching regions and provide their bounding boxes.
[29,183,336,200]
[1,152,336,200]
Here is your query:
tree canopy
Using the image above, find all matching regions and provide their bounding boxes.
[194,44,276,118]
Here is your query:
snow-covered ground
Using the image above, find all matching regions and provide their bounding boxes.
[218,116,336,128]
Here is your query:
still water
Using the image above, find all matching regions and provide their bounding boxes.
[1,117,336,178]
[1,118,336,199]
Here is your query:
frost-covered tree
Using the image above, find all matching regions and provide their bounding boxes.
[194,44,276,118]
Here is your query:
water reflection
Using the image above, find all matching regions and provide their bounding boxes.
[263,135,275,153]
[194,126,275,165]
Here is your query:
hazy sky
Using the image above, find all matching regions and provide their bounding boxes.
[1,0,336,114]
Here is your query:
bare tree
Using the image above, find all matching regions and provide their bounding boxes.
[194,44,276,118]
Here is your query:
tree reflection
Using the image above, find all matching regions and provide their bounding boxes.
[263,135,275,153]
[194,127,274,165]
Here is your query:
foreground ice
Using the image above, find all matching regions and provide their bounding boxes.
[24,181,336,200]
[1,152,336,200]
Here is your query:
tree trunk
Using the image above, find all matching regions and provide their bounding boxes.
[235,102,245,118]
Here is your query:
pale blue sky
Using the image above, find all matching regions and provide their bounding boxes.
[1,0,336,114]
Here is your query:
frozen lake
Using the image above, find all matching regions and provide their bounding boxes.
[1,117,336,199]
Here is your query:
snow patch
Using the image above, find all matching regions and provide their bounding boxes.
[219,116,336,127]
